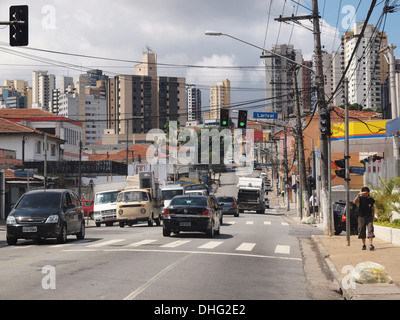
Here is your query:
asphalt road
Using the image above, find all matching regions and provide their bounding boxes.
[0,170,341,301]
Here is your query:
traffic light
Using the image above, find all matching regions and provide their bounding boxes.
[9,5,29,47]
[334,159,345,168]
[319,110,331,135]
[308,175,316,190]
[220,108,230,127]
[238,110,248,129]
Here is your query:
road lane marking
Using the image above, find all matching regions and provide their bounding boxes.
[281,222,289,226]
[198,241,223,249]
[123,254,192,300]
[264,221,271,225]
[86,239,125,248]
[226,221,236,225]
[64,248,302,261]
[235,243,256,251]
[126,239,157,247]
[245,221,254,225]
[161,240,190,248]
[275,245,290,254]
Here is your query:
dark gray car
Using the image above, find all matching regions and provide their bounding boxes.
[6,189,85,245]
[217,196,239,217]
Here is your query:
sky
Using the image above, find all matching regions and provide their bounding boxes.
[0,0,399,113]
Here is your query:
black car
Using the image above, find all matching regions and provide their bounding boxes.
[217,196,239,217]
[163,195,221,237]
[333,201,359,236]
[6,189,85,245]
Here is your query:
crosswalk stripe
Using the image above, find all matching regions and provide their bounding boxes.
[86,239,125,248]
[198,241,224,249]
[264,221,271,225]
[281,222,289,226]
[127,239,157,247]
[236,243,256,251]
[227,221,236,225]
[161,240,190,248]
[275,245,290,254]
[245,221,254,225]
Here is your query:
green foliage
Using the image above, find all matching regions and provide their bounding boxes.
[370,177,400,223]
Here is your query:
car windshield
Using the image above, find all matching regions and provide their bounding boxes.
[162,189,183,200]
[95,191,119,204]
[217,197,234,202]
[117,191,148,202]
[170,197,207,207]
[17,192,61,209]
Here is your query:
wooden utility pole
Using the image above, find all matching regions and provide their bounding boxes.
[276,0,333,234]
[292,66,309,219]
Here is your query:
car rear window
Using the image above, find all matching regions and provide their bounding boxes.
[170,197,206,206]
[218,197,234,202]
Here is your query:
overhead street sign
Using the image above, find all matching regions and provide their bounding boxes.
[253,112,278,120]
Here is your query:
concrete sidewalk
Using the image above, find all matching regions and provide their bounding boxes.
[276,201,400,300]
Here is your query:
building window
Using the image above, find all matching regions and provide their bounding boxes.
[36,141,42,154]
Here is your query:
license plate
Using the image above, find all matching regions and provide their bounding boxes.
[180,222,191,227]
[23,226,37,233]
[106,217,114,221]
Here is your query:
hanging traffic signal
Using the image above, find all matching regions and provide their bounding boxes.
[319,110,331,135]
[220,108,230,127]
[238,110,248,129]
[9,5,29,47]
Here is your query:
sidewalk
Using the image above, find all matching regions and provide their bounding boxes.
[275,200,400,300]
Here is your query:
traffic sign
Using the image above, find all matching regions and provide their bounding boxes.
[253,112,278,120]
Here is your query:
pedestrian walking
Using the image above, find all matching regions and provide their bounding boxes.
[309,191,319,218]
[353,187,376,250]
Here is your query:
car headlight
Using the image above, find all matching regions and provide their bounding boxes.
[140,208,146,214]
[118,209,123,215]
[6,215,16,225]
[45,215,59,223]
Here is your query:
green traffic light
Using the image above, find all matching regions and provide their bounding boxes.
[239,122,244,127]
[222,121,227,125]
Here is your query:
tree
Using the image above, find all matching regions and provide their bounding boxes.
[370,177,400,222]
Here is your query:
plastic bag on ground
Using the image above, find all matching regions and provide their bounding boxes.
[351,261,393,284]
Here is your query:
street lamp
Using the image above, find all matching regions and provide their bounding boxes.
[204,30,314,72]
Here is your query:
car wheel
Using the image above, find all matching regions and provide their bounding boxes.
[57,224,67,244]
[155,216,161,226]
[119,221,125,228]
[95,222,101,227]
[6,235,17,245]
[163,227,171,237]
[76,222,85,240]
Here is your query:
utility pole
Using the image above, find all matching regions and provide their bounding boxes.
[275,0,332,234]
[292,66,309,218]
[344,79,351,246]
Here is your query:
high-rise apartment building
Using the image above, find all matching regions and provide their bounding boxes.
[186,84,202,122]
[106,52,186,135]
[32,71,56,110]
[206,79,230,121]
[322,51,345,107]
[263,45,303,116]
[343,22,388,110]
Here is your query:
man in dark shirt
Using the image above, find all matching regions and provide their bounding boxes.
[353,187,376,250]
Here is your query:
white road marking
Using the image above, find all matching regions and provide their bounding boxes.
[236,243,256,251]
[264,221,271,225]
[275,245,290,254]
[245,221,254,225]
[198,241,223,249]
[127,239,157,247]
[86,239,125,248]
[161,240,190,248]
[281,222,289,226]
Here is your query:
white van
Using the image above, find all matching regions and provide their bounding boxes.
[161,185,184,210]
[93,190,120,227]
